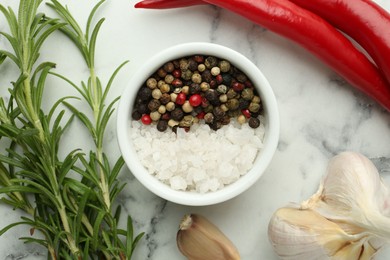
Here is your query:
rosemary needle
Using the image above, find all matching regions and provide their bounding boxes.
[0,0,143,258]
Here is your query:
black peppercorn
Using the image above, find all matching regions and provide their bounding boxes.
[188,58,198,71]
[148,99,161,112]
[138,87,152,101]
[189,83,201,94]
[221,73,233,86]
[137,103,149,114]
[205,56,218,69]
[171,108,184,121]
[201,70,213,83]
[238,98,250,110]
[204,112,214,124]
[157,120,168,132]
[213,106,225,120]
[163,62,175,73]
[204,89,220,106]
[131,110,142,120]
[248,117,260,128]
[160,93,171,104]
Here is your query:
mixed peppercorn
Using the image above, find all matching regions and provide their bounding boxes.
[132,55,263,132]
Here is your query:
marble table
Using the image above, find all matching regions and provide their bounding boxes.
[0,0,389,259]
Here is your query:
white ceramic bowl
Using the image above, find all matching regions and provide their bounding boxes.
[117,42,279,206]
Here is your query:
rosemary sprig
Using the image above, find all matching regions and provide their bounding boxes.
[0,0,143,258]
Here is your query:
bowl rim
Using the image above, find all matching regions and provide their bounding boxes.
[116,42,279,206]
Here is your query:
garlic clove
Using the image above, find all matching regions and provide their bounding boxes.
[268,207,373,259]
[301,152,390,240]
[176,214,240,260]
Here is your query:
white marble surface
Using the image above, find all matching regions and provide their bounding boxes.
[1,0,390,259]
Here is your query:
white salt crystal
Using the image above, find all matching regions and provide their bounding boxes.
[170,175,187,190]
[130,118,266,193]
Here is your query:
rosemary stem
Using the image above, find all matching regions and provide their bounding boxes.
[23,77,45,141]
[90,65,111,210]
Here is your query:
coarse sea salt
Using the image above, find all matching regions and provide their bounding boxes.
[129,118,266,193]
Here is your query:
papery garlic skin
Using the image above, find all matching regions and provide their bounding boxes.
[268,152,390,260]
[301,152,390,240]
[268,207,373,260]
[176,214,240,260]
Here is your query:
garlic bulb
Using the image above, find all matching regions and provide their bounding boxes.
[176,214,240,260]
[269,151,390,259]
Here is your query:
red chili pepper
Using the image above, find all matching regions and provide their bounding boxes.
[135,0,390,111]
[288,0,390,87]
[134,0,204,9]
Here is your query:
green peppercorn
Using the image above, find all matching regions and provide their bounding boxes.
[204,112,214,124]
[241,88,254,100]
[248,117,260,128]
[180,58,189,71]
[200,82,210,92]
[191,73,202,84]
[226,88,238,99]
[171,108,184,121]
[179,115,194,127]
[219,94,228,103]
[236,72,247,83]
[249,102,261,113]
[217,84,227,94]
[157,120,168,132]
[219,60,231,73]
[181,69,193,81]
[226,98,239,110]
[252,95,261,104]
[198,64,206,72]
[148,99,160,112]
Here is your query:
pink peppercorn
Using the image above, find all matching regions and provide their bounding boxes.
[189,94,202,107]
[232,82,245,91]
[141,114,152,125]
[241,109,251,118]
[176,92,186,105]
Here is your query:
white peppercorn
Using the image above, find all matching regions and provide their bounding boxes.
[150,111,161,121]
[237,114,246,124]
[168,119,179,127]
[146,78,157,89]
[166,101,175,111]
[182,101,193,113]
[211,66,221,76]
[152,88,162,99]
[158,105,166,114]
